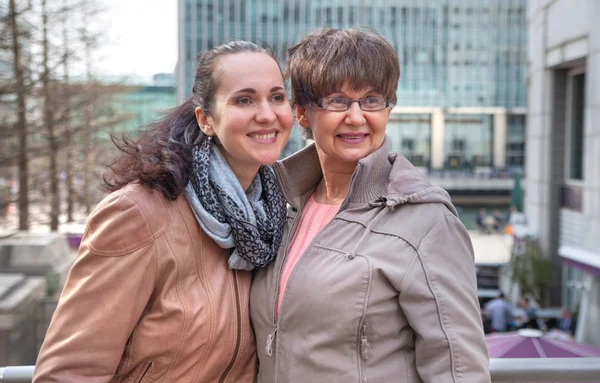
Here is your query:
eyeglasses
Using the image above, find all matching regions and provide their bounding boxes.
[313,96,393,112]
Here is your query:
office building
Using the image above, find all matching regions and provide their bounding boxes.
[178,0,527,175]
[108,74,177,135]
[526,0,600,347]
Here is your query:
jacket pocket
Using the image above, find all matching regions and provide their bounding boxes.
[358,322,370,383]
[134,360,153,383]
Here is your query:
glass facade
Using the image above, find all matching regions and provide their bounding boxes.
[444,114,493,169]
[180,0,526,108]
[179,0,527,169]
[387,114,431,167]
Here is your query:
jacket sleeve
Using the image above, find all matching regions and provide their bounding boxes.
[397,214,490,383]
[33,192,159,383]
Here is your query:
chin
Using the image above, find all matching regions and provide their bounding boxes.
[341,148,375,163]
[252,152,281,166]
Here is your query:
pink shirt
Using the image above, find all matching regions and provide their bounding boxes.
[277,194,339,315]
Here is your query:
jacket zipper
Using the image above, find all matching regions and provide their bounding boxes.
[219,270,242,383]
[136,361,153,383]
[267,201,339,356]
[268,198,383,357]
[267,204,302,357]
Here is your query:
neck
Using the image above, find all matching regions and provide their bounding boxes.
[232,167,259,191]
[314,152,356,205]
[217,145,259,191]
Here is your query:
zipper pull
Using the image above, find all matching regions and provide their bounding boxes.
[368,197,387,208]
[266,328,277,357]
[360,323,371,360]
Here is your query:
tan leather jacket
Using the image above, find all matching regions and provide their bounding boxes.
[250,138,490,383]
[33,183,256,383]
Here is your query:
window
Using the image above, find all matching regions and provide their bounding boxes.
[444,114,493,169]
[506,115,526,169]
[386,114,431,167]
[566,70,585,181]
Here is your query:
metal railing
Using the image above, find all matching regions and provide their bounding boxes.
[489,358,600,382]
[0,366,34,383]
[1,358,600,382]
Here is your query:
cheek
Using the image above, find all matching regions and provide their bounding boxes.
[217,112,249,133]
[370,115,388,133]
[314,115,341,136]
[280,109,295,130]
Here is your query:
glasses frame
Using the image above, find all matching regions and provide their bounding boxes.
[312,96,394,112]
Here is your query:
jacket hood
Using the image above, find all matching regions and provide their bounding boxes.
[383,151,458,217]
[275,136,458,217]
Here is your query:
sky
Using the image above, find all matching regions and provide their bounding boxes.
[95,0,178,81]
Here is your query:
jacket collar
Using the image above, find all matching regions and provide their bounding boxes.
[274,137,393,209]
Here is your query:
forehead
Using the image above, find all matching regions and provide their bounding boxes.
[313,78,382,98]
[325,83,378,96]
[215,52,283,94]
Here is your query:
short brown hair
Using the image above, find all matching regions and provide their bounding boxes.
[286,27,400,107]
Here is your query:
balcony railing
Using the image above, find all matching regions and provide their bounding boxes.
[1,358,600,382]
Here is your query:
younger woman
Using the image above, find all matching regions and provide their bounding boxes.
[33,41,293,383]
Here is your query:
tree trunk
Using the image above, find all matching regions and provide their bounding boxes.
[83,82,92,215]
[41,0,60,231]
[62,2,74,223]
[82,15,93,215]
[9,0,29,231]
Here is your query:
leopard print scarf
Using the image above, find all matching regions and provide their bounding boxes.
[187,137,286,270]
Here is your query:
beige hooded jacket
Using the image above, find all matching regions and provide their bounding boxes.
[250,138,490,383]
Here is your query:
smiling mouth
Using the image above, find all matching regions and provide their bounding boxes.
[249,132,277,140]
[248,131,279,143]
[337,133,369,143]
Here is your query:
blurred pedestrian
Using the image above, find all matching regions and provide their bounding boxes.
[558,307,577,335]
[492,209,505,233]
[518,295,540,330]
[250,27,490,383]
[485,292,513,332]
[33,41,293,383]
[476,208,487,233]
[480,307,493,334]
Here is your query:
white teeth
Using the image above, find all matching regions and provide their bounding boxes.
[250,133,276,140]
[341,134,365,139]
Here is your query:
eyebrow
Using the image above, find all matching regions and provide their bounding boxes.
[233,86,285,94]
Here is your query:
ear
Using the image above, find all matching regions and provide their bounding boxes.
[195,106,213,136]
[295,105,311,128]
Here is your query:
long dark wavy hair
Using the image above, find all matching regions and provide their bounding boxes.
[104,41,275,200]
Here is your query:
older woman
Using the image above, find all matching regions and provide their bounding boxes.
[250,28,490,382]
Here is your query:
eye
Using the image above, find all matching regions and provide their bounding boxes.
[271,93,286,103]
[329,97,348,105]
[364,96,381,104]
[235,96,252,105]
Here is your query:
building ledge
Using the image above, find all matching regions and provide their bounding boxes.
[559,246,600,277]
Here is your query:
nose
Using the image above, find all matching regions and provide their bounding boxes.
[344,102,366,126]
[255,100,277,124]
